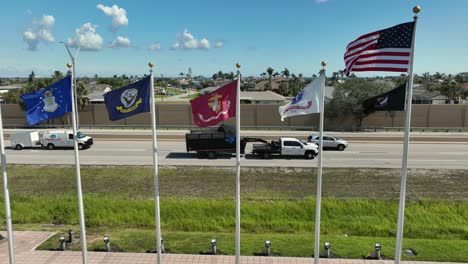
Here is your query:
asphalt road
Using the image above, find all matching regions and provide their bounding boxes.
[3,140,468,169]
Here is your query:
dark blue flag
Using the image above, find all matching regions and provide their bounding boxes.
[104,75,151,121]
[21,75,73,126]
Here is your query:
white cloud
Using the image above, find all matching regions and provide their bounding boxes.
[148,42,161,51]
[110,36,131,48]
[199,38,210,49]
[215,41,224,48]
[97,4,128,31]
[22,14,55,51]
[172,29,211,50]
[66,23,104,51]
[315,0,329,3]
[40,15,55,28]
[170,42,180,50]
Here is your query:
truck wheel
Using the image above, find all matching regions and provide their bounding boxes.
[47,144,55,150]
[208,152,216,159]
[262,152,271,159]
[305,151,314,160]
[15,144,23,150]
[78,144,84,150]
[337,144,345,151]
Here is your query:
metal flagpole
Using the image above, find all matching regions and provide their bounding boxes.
[394,6,420,264]
[0,105,15,264]
[61,42,81,129]
[67,68,88,264]
[313,61,326,264]
[149,62,163,264]
[235,63,241,264]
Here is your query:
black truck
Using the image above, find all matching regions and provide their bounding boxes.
[186,125,266,159]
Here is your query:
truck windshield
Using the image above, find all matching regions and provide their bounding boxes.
[77,132,86,139]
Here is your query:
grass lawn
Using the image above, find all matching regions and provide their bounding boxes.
[1,165,468,261]
[182,92,200,99]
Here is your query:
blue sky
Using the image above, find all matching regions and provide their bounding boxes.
[1,0,467,78]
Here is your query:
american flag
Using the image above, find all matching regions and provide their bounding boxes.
[344,21,415,76]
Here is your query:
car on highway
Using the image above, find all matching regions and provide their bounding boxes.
[307,135,348,151]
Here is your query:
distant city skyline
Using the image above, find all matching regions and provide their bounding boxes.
[1,0,467,78]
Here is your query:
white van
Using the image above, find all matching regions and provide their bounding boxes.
[41,131,93,150]
[10,131,42,150]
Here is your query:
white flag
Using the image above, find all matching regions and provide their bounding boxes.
[279,74,324,121]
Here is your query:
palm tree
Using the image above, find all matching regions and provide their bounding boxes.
[76,81,90,110]
[218,71,224,81]
[281,68,290,95]
[179,72,184,78]
[266,67,274,91]
[261,72,267,79]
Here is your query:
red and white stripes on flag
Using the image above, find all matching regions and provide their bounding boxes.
[344,22,415,76]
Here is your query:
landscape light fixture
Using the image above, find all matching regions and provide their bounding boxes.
[265,240,271,256]
[211,238,217,255]
[59,236,66,251]
[103,236,111,252]
[375,242,381,251]
[160,238,165,253]
[375,242,381,259]
[67,229,74,243]
[324,241,331,258]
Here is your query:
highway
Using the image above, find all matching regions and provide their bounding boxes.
[3,139,468,169]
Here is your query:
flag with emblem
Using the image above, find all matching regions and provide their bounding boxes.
[362,82,406,114]
[104,75,151,121]
[21,75,73,126]
[278,74,324,121]
[190,80,237,127]
[344,21,415,76]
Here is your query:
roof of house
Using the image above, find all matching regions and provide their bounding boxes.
[240,91,285,101]
[412,90,443,100]
[87,83,112,102]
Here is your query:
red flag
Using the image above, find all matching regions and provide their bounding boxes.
[190,80,237,127]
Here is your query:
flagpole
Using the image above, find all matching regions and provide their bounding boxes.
[149,62,163,264]
[68,66,88,264]
[394,7,420,264]
[313,61,326,264]
[0,105,15,264]
[235,63,241,264]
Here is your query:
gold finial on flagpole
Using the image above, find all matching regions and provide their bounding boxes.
[236,63,241,69]
[321,61,327,67]
[413,6,421,14]
[148,62,155,68]
[67,63,72,69]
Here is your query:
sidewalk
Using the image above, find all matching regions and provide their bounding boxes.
[0,231,460,264]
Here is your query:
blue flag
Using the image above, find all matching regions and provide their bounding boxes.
[21,75,73,126]
[104,75,151,121]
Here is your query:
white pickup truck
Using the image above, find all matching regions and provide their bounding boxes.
[252,137,319,159]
